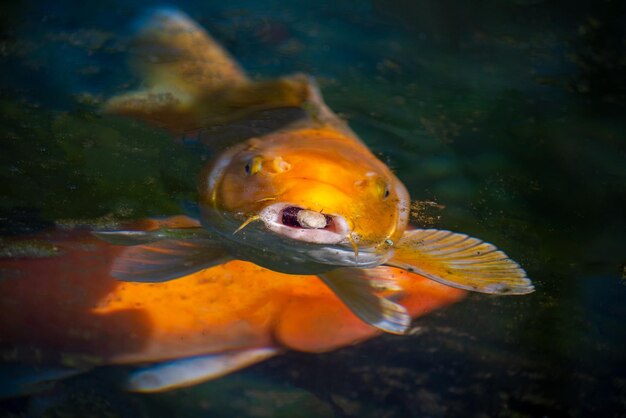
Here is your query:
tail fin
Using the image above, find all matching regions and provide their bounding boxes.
[104,9,310,132]
[126,8,248,93]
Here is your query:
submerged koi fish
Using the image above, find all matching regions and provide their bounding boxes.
[96,10,534,334]
[0,217,464,395]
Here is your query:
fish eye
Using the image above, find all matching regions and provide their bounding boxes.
[245,156,263,176]
[375,179,390,200]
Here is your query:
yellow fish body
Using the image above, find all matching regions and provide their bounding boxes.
[96,9,534,336]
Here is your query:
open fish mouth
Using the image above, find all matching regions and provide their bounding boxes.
[259,203,350,244]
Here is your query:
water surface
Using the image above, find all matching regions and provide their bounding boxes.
[1,1,625,416]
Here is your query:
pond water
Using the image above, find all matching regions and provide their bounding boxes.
[1,1,625,417]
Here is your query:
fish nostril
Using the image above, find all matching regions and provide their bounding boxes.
[272,157,291,173]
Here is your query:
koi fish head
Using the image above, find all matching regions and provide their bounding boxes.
[199,127,410,270]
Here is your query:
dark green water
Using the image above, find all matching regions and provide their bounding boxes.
[1,1,625,416]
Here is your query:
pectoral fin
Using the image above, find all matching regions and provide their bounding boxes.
[127,348,278,393]
[110,239,231,282]
[387,229,534,295]
[318,267,410,335]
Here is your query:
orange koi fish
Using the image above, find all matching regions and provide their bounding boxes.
[95,8,533,336]
[0,217,464,395]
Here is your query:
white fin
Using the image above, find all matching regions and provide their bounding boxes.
[387,229,534,295]
[126,348,278,393]
[318,267,410,335]
[110,239,231,282]
[93,227,209,246]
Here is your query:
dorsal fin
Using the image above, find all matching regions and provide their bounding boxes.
[104,9,311,133]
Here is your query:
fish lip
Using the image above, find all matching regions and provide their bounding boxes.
[259,203,350,244]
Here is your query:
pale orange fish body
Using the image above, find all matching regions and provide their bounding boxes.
[0,217,464,394]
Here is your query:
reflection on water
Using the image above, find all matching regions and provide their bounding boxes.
[1,0,625,416]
